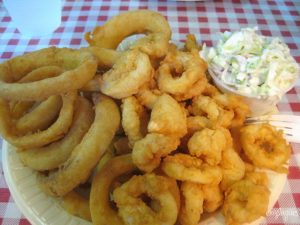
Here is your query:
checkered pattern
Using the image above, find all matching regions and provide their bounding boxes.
[0,0,299,224]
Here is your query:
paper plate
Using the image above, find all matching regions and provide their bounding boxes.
[2,141,287,225]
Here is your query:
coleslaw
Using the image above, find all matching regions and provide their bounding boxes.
[201,27,299,98]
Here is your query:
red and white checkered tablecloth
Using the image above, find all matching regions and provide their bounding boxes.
[0,0,299,224]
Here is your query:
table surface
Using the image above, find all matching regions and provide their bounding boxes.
[0,0,299,225]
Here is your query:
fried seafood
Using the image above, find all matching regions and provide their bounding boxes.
[161,154,222,185]
[157,50,207,95]
[39,95,120,196]
[179,181,204,225]
[132,133,180,172]
[222,179,270,225]
[184,34,201,52]
[240,123,291,173]
[202,184,223,213]
[100,49,154,99]
[0,47,97,101]
[85,10,171,58]
[0,92,76,150]
[90,154,136,225]
[121,96,148,147]
[18,97,94,171]
[148,94,187,137]
[187,128,228,166]
[113,173,179,225]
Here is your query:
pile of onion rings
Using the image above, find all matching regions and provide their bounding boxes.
[0,9,292,225]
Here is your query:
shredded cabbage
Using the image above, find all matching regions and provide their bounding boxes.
[201,27,300,97]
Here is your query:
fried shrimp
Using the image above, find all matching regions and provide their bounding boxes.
[121,96,148,147]
[187,128,228,166]
[90,154,136,225]
[132,133,180,172]
[240,123,291,173]
[100,49,153,99]
[85,10,171,58]
[113,173,179,225]
[38,95,120,196]
[148,94,187,137]
[157,51,207,95]
[18,97,94,171]
[161,154,222,185]
[179,181,204,225]
[222,179,270,225]
[0,92,77,150]
[202,184,224,213]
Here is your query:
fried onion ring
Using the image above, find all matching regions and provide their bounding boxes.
[240,123,291,173]
[38,95,120,196]
[85,10,171,58]
[0,47,97,101]
[90,154,136,225]
[18,97,94,171]
[0,92,76,150]
[113,173,179,225]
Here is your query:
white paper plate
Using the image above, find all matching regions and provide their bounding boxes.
[2,141,287,225]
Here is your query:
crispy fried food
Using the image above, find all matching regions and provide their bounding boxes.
[132,133,180,172]
[113,137,132,155]
[136,88,161,109]
[220,148,245,191]
[157,51,207,95]
[148,94,187,137]
[121,96,148,147]
[202,184,223,213]
[244,171,269,187]
[187,127,228,166]
[0,92,76,150]
[222,179,270,225]
[38,95,120,196]
[90,154,136,225]
[100,50,154,99]
[0,47,97,101]
[161,153,222,185]
[187,116,212,133]
[179,181,204,225]
[18,97,94,171]
[15,96,62,135]
[240,123,291,173]
[184,34,201,52]
[113,173,179,225]
[85,10,171,58]
[61,191,91,222]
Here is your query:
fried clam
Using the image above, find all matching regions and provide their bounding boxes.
[220,147,245,191]
[113,173,179,225]
[121,96,149,147]
[157,50,207,95]
[100,49,154,99]
[38,95,120,196]
[222,179,270,225]
[161,153,222,185]
[240,123,291,173]
[90,154,137,225]
[0,92,76,150]
[18,96,94,171]
[85,10,171,58]
[187,127,229,166]
[179,181,204,225]
[147,94,187,138]
[0,47,97,101]
[132,133,180,172]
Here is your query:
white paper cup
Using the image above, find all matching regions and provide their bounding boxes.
[208,69,295,116]
[4,0,62,37]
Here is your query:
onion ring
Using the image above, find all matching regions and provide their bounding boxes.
[113,173,179,225]
[38,95,120,196]
[161,153,222,185]
[240,123,291,173]
[100,49,154,99]
[0,47,97,101]
[0,92,76,150]
[18,96,94,171]
[90,154,136,225]
[85,10,171,58]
